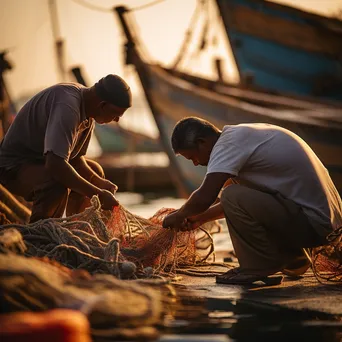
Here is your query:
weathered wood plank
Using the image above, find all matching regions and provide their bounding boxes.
[227,5,342,56]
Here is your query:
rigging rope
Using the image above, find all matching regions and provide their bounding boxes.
[129,0,165,12]
[70,0,112,13]
[70,0,166,13]
[172,0,206,70]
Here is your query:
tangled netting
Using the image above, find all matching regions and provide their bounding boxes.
[0,196,226,279]
[0,196,228,340]
[0,251,174,340]
[311,226,342,283]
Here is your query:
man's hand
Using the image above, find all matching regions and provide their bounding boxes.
[98,190,119,210]
[172,217,202,232]
[184,217,203,231]
[93,178,118,194]
[162,210,187,230]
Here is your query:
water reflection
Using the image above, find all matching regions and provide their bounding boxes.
[161,292,342,341]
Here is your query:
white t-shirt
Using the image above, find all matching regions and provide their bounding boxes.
[207,123,342,236]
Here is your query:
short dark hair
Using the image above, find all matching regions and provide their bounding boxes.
[94,74,132,108]
[171,117,220,153]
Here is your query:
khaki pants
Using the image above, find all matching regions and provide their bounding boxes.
[221,184,327,273]
[0,159,104,223]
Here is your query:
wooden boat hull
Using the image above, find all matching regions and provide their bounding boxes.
[146,64,342,194]
[114,5,342,197]
[216,0,342,101]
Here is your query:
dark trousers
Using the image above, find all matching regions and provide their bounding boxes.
[221,184,328,273]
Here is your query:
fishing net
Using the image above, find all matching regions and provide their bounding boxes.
[106,206,221,275]
[0,195,226,340]
[311,226,342,283]
[0,196,224,279]
[0,252,168,340]
[0,213,11,226]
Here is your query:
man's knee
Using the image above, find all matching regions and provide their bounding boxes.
[86,159,105,178]
[0,163,45,199]
[30,180,69,221]
[33,179,69,203]
[220,184,246,218]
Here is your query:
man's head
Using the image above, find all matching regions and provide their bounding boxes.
[91,74,132,124]
[171,117,221,166]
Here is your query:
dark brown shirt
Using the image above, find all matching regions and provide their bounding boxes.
[0,83,94,168]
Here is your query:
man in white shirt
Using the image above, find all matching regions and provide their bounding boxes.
[163,117,342,285]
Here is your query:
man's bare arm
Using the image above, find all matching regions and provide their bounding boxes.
[162,172,230,229]
[46,153,101,197]
[177,172,231,218]
[45,152,118,209]
[189,202,225,227]
[186,179,234,228]
[71,156,118,194]
[70,156,103,183]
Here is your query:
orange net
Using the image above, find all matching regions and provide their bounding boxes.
[0,197,222,279]
[0,197,225,340]
[105,206,220,276]
[312,226,342,283]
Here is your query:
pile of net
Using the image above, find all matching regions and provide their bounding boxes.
[311,226,342,284]
[0,252,172,340]
[0,196,224,279]
[0,195,226,340]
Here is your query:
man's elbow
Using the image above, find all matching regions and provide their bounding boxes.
[69,156,84,169]
[195,196,215,212]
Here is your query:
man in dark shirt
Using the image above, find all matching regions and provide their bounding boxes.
[0,74,132,222]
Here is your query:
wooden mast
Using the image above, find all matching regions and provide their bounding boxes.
[48,0,66,82]
[0,51,15,140]
[114,6,191,197]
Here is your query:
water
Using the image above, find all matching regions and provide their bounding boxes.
[160,295,342,341]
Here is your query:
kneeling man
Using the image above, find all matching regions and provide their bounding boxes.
[163,117,342,284]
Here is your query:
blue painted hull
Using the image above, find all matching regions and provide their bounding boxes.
[216,0,342,102]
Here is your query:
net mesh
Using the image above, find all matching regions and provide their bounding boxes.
[1,195,213,340]
[0,252,167,340]
[312,226,342,283]
[0,196,222,279]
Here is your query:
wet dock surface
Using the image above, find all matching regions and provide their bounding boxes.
[174,267,341,316]
[157,264,342,341]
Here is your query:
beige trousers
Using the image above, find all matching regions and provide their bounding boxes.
[221,184,327,273]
